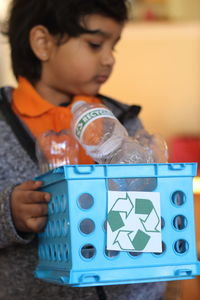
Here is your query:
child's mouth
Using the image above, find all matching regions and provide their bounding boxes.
[95,75,109,83]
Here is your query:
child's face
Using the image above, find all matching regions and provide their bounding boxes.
[38,14,124,103]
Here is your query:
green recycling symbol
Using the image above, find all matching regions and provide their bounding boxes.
[107,192,161,252]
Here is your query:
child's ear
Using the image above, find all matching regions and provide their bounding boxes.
[29,25,53,61]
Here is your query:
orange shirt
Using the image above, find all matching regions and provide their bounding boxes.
[12,77,102,164]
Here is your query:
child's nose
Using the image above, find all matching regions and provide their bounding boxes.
[101,50,115,67]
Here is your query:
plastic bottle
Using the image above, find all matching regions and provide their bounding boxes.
[71,100,168,190]
[36,129,79,173]
[133,128,168,164]
[71,101,152,163]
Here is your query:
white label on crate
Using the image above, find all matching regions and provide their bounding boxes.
[107,191,162,253]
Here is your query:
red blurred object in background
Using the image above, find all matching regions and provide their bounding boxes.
[143,9,157,21]
[169,136,200,165]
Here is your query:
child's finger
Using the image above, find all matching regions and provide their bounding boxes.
[28,203,49,218]
[23,191,51,204]
[26,216,48,233]
[15,180,43,191]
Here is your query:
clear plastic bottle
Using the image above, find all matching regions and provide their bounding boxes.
[71,100,129,163]
[133,129,168,164]
[36,129,79,173]
[71,100,168,190]
[71,101,152,163]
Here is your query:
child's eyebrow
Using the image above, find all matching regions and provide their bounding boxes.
[89,29,121,42]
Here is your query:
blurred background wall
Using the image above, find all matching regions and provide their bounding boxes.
[102,22,200,140]
[0,0,200,142]
[1,1,199,299]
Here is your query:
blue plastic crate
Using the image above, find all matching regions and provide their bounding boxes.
[35,163,200,287]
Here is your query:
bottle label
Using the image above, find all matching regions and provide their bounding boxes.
[74,108,116,141]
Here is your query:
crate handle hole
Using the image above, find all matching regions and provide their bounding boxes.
[78,193,94,209]
[161,217,165,229]
[81,244,96,259]
[171,191,186,206]
[173,215,187,230]
[153,242,166,255]
[108,177,157,191]
[79,274,100,283]
[128,251,143,257]
[103,220,107,232]
[175,269,192,276]
[74,165,95,174]
[168,164,185,170]
[105,248,119,258]
[174,239,189,254]
[79,219,95,235]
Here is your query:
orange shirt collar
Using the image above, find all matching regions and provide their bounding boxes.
[11,77,102,165]
[12,77,102,117]
[12,77,55,117]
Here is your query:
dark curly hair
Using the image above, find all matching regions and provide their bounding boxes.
[3,0,128,83]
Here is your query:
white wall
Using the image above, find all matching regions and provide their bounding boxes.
[167,0,200,20]
[0,35,16,87]
[0,22,200,140]
[101,22,200,140]
[0,0,16,86]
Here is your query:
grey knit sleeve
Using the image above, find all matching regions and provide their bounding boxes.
[0,184,35,248]
[0,120,38,248]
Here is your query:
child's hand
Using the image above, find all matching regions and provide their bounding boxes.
[11,180,51,233]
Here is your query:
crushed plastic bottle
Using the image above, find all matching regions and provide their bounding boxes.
[71,100,129,163]
[133,129,168,164]
[36,129,79,173]
[71,100,168,191]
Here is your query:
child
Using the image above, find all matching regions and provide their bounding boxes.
[0,0,166,299]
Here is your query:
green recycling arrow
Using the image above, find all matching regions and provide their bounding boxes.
[135,198,160,232]
[107,193,134,232]
[113,229,150,251]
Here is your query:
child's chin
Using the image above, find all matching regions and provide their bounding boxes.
[83,89,101,97]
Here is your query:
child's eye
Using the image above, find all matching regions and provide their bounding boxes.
[88,42,102,50]
[112,45,116,52]
[112,42,118,52]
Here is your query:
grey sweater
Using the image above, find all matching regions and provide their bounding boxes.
[0,87,166,300]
